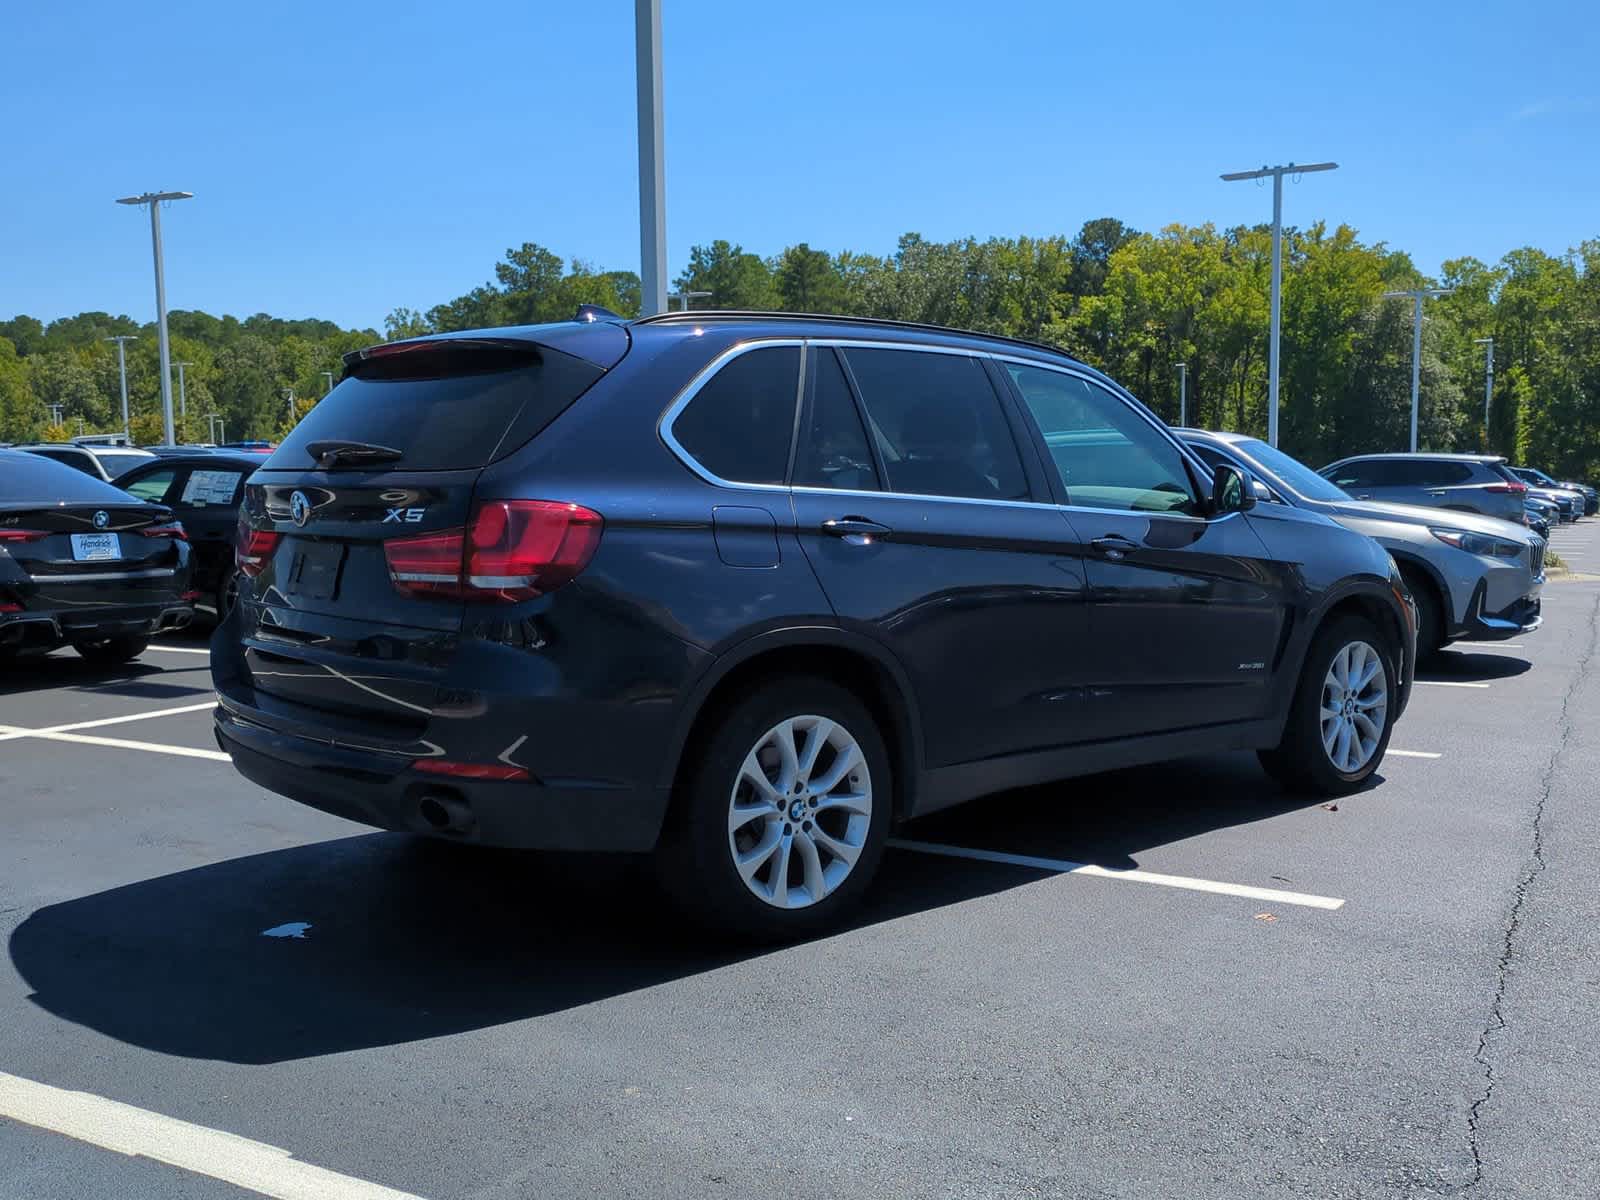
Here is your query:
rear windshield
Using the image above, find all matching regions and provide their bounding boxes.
[266,344,604,471]
[96,451,156,479]
[0,451,150,504]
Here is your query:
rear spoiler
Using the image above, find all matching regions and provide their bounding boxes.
[344,319,631,375]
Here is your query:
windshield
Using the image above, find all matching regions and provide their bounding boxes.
[1232,438,1352,502]
[95,451,155,479]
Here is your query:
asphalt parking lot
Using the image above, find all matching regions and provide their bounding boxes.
[2,524,1599,1200]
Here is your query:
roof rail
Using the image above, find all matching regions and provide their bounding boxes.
[631,309,1079,362]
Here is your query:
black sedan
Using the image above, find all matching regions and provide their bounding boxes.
[113,451,261,620]
[0,449,195,663]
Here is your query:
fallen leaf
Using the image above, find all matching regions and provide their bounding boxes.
[1254,912,1278,923]
[1320,803,1339,812]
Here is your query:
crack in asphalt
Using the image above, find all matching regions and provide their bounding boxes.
[1450,589,1600,1195]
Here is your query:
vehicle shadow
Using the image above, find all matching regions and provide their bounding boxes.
[0,652,211,701]
[1420,648,1532,682]
[8,752,1340,1065]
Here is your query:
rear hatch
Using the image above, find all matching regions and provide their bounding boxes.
[232,335,613,741]
[1,501,185,613]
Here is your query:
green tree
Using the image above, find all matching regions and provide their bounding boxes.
[675,240,779,309]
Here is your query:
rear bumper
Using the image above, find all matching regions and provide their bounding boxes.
[213,689,673,853]
[0,602,194,650]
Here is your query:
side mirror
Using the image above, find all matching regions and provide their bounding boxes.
[1251,477,1276,503]
[1211,463,1256,514]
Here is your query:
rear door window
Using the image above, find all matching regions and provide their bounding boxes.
[671,345,801,485]
[121,467,179,502]
[794,348,878,491]
[268,343,604,471]
[842,348,1027,501]
[1006,364,1198,514]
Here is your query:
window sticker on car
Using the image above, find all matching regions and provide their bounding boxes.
[181,469,243,506]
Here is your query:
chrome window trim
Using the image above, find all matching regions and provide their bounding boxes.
[658,335,1221,522]
[657,338,805,493]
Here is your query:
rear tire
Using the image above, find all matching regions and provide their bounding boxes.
[215,569,239,621]
[655,676,891,942]
[73,636,149,665]
[1258,616,1397,797]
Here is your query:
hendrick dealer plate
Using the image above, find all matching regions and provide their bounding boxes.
[70,532,120,561]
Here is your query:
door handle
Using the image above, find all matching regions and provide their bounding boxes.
[1090,534,1140,560]
[822,517,892,543]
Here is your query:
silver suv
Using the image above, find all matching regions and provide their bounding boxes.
[1317,453,1527,525]
[1186,432,1543,656]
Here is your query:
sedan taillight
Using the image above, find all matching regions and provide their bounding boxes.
[140,522,188,541]
[383,500,603,602]
[0,529,47,543]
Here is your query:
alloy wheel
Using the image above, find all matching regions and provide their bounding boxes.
[1320,640,1388,773]
[727,714,873,910]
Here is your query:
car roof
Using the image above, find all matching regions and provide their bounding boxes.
[1175,428,1254,446]
[126,452,261,471]
[1326,451,1506,463]
[350,309,1103,380]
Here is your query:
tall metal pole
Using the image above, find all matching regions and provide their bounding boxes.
[1176,362,1188,426]
[173,360,192,422]
[104,336,137,440]
[116,191,192,448]
[1384,287,1453,452]
[1267,173,1284,447]
[322,370,335,395]
[1220,162,1337,447]
[635,0,667,316]
[1475,337,1495,447]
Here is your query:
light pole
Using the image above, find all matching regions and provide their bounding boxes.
[321,370,335,395]
[115,190,192,446]
[635,0,667,316]
[1475,337,1495,448]
[667,290,711,312]
[1220,161,1338,447]
[283,388,297,426]
[104,335,138,440]
[46,403,64,427]
[1175,362,1188,427]
[207,413,223,445]
[172,360,193,426]
[1383,288,1454,452]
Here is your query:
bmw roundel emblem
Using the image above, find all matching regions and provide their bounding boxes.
[289,491,311,527]
[92,510,110,530]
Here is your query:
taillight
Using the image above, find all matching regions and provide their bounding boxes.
[411,759,529,781]
[1486,482,1527,495]
[0,530,47,543]
[141,522,188,541]
[235,511,282,578]
[383,500,602,602]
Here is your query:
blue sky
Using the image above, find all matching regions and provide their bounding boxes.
[4,0,1596,332]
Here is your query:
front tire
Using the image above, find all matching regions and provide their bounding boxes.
[1258,617,1397,796]
[656,676,891,941]
[73,636,149,665]
[1401,568,1446,660]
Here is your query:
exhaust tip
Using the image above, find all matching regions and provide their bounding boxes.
[418,790,473,834]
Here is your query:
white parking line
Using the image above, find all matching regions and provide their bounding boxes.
[0,1070,427,1200]
[145,644,212,656]
[0,727,230,762]
[1387,749,1442,758]
[888,839,1344,910]
[0,701,217,743]
[1459,643,1523,650]
[1414,679,1492,689]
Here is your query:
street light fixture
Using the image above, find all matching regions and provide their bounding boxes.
[104,335,138,440]
[321,370,335,395]
[668,290,711,312]
[1474,337,1495,448]
[1383,288,1454,452]
[1220,161,1338,447]
[1175,362,1188,427]
[115,190,192,446]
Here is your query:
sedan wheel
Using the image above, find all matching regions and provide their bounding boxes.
[727,715,873,910]
[1319,640,1388,773]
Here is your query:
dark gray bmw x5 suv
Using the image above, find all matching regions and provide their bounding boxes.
[213,311,1416,938]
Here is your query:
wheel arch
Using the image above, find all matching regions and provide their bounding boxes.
[657,627,924,823]
[1387,550,1455,633]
